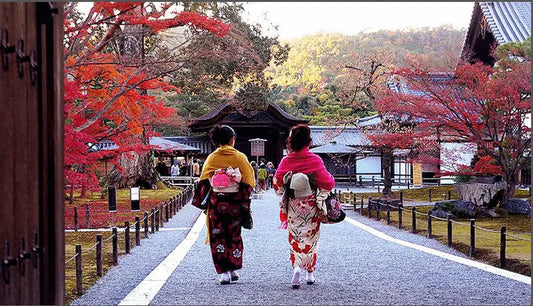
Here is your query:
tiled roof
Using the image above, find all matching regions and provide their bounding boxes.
[310,142,364,154]
[89,138,200,152]
[149,137,200,152]
[479,2,531,44]
[358,115,381,127]
[164,136,213,154]
[387,73,454,96]
[309,126,372,147]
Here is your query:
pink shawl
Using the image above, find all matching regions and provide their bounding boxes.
[274,147,335,191]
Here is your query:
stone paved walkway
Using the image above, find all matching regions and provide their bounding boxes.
[72,189,531,305]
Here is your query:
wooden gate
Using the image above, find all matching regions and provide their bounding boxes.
[0,3,64,304]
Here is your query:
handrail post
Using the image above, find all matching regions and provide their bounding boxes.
[75,245,83,295]
[386,202,391,225]
[428,189,432,202]
[125,221,131,254]
[155,208,159,231]
[150,208,155,233]
[448,190,451,200]
[96,234,102,277]
[398,204,403,229]
[447,214,452,247]
[427,212,432,238]
[368,197,372,218]
[74,207,78,232]
[400,191,403,204]
[159,203,164,227]
[500,226,506,268]
[143,211,149,238]
[135,216,141,246]
[165,202,169,222]
[411,207,416,233]
[112,227,118,265]
[360,196,363,215]
[376,201,380,221]
[85,203,90,229]
[469,219,475,258]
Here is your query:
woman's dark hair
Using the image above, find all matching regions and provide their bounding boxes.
[286,124,311,152]
[210,125,236,146]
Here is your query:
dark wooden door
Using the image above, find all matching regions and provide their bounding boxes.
[0,3,64,304]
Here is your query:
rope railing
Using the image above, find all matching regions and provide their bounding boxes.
[65,189,191,296]
[505,232,531,242]
[101,233,116,243]
[355,194,531,271]
[65,253,79,264]
[473,225,500,234]
[449,219,471,227]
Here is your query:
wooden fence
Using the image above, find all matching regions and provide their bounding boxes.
[64,185,194,296]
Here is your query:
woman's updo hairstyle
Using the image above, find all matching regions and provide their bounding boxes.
[210,125,236,146]
[286,124,311,152]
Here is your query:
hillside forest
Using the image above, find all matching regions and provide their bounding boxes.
[165,25,466,129]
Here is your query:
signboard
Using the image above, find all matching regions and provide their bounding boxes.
[108,186,117,212]
[412,163,423,186]
[130,186,140,211]
[249,138,266,157]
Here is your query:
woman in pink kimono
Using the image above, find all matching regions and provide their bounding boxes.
[274,124,335,289]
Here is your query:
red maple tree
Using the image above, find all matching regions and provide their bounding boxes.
[64,2,232,194]
[375,45,531,202]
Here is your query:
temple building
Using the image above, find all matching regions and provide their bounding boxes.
[461,1,531,65]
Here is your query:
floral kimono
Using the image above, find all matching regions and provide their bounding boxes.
[192,179,253,274]
[274,147,335,272]
[280,193,322,271]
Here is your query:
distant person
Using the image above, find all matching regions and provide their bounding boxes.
[179,162,187,176]
[266,161,276,189]
[191,125,255,285]
[257,163,268,192]
[250,160,259,192]
[193,159,200,177]
[274,124,335,289]
[156,160,169,176]
[170,161,180,176]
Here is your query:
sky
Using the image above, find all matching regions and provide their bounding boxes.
[77,2,475,40]
[241,2,475,40]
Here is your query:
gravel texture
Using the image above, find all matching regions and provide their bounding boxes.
[73,190,531,305]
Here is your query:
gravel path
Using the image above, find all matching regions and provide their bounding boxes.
[73,190,531,305]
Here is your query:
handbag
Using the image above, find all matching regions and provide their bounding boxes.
[241,210,253,230]
[321,192,346,224]
[192,180,211,210]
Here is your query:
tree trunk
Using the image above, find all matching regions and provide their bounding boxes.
[381,147,394,196]
[107,151,159,188]
[502,167,519,204]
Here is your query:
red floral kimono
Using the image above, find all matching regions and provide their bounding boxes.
[274,147,335,272]
[192,179,253,274]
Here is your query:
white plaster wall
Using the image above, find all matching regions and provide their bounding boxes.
[356,156,381,179]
